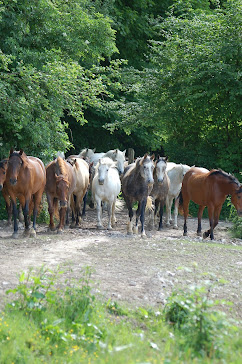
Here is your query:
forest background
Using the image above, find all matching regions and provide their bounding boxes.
[0,0,241,176]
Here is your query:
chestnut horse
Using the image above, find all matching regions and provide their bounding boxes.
[45,157,76,233]
[4,149,46,238]
[122,154,155,237]
[181,167,242,240]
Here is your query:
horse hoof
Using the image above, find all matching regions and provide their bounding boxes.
[203,232,208,239]
[183,232,187,236]
[97,225,103,230]
[133,226,138,234]
[30,228,36,238]
[107,226,113,231]
[127,231,133,235]
[197,232,202,237]
[173,225,178,230]
[57,229,63,234]
[23,230,30,237]
[12,233,18,239]
[141,233,146,238]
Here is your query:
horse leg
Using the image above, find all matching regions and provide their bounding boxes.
[158,201,164,231]
[111,200,116,227]
[140,199,147,237]
[58,205,66,233]
[11,199,19,238]
[173,196,179,229]
[81,191,88,217]
[2,191,12,226]
[107,202,113,230]
[134,203,141,234]
[22,198,31,237]
[197,205,205,236]
[203,205,214,240]
[18,204,24,223]
[182,197,190,236]
[47,194,55,231]
[165,196,172,226]
[125,199,133,235]
[96,197,103,229]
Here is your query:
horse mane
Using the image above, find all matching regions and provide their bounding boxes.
[57,156,67,176]
[0,159,8,168]
[210,169,241,188]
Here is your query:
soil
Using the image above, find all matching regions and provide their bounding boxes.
[0,205,241,322]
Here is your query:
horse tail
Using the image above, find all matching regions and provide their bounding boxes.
[146,196,154,211]
[177,190,184,215]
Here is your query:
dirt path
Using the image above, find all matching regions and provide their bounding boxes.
[0,206,241,321]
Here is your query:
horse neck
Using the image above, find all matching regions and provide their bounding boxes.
[214,174,238,196]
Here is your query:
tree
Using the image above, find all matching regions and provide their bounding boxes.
[0,0,118,161]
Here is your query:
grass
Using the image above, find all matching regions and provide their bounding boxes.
[0,265,241,363]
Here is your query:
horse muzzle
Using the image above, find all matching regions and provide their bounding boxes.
[10,178,17,185]
[158,178,164,184]
[0,184,3,191]
[98,179,104,185]
[60,200,67,207]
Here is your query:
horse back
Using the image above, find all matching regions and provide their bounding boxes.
[182,167,212,205]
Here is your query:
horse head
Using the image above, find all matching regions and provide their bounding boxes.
[109,149,126,175]
[0,159,8,190]
[7,149,27,185]
[138,154,155,186]
[97,158,114,185]
[55,173,70,206]
[231,186,242,217]
[155,156,168,184]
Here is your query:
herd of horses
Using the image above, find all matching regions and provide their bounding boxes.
[0,148,241,240]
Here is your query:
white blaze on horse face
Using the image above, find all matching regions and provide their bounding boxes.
[156,160,167,183]
[98,163,109,185]
[141,158,154,185]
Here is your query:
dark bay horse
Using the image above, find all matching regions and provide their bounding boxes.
[181,167,242,240]
[149,156,170,230]
[122,154,155,237]
[45,157,76,233]
[4,149,46,238]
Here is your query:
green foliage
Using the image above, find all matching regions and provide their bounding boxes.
[164,267,237,358]
[0,0,118,161]
[228,198,242,239]
[0,265,241,363]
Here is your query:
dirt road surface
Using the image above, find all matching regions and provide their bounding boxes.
[0,206,241,322]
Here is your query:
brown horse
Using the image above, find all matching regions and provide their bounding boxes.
[4,149,46,238]
[181,167,242,240]
[45,157,76,233]
[0,158,25,225]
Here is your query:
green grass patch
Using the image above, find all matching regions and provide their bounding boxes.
[0,265,241,363]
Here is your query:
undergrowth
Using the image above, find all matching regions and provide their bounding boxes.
[0,265,241,363]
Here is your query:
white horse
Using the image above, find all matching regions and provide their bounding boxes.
[90,149,126,175]
[92,157,121,230]
[165,162,191,229]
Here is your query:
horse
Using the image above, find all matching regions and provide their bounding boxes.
[66,156,89,227]
[149,156,170,230]
[45,156,76,233]
[0,158,25,225]
[181,167,242,240]
[89,149,126,175]
[165,162,191,229]
[4,149,46,238]
[92,157,121,230]
[122,154,155,237]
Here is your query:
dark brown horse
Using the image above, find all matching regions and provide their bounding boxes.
[181,167,242,240]
[45,157,76,233]
[4,149,46,238]
[0,158,25,225]
[149,156,170,230]
[122,154,155,237]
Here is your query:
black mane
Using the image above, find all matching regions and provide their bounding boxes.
[210,169,241,188]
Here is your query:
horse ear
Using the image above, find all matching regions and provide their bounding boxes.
[143,153,148,160]
[9,148,14,155]
[19,149,24,155]
[157,154,160,160]
[123,150,126,156]
[151,154,155,160]
[164,156,168,162]
[93,148,96,153]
